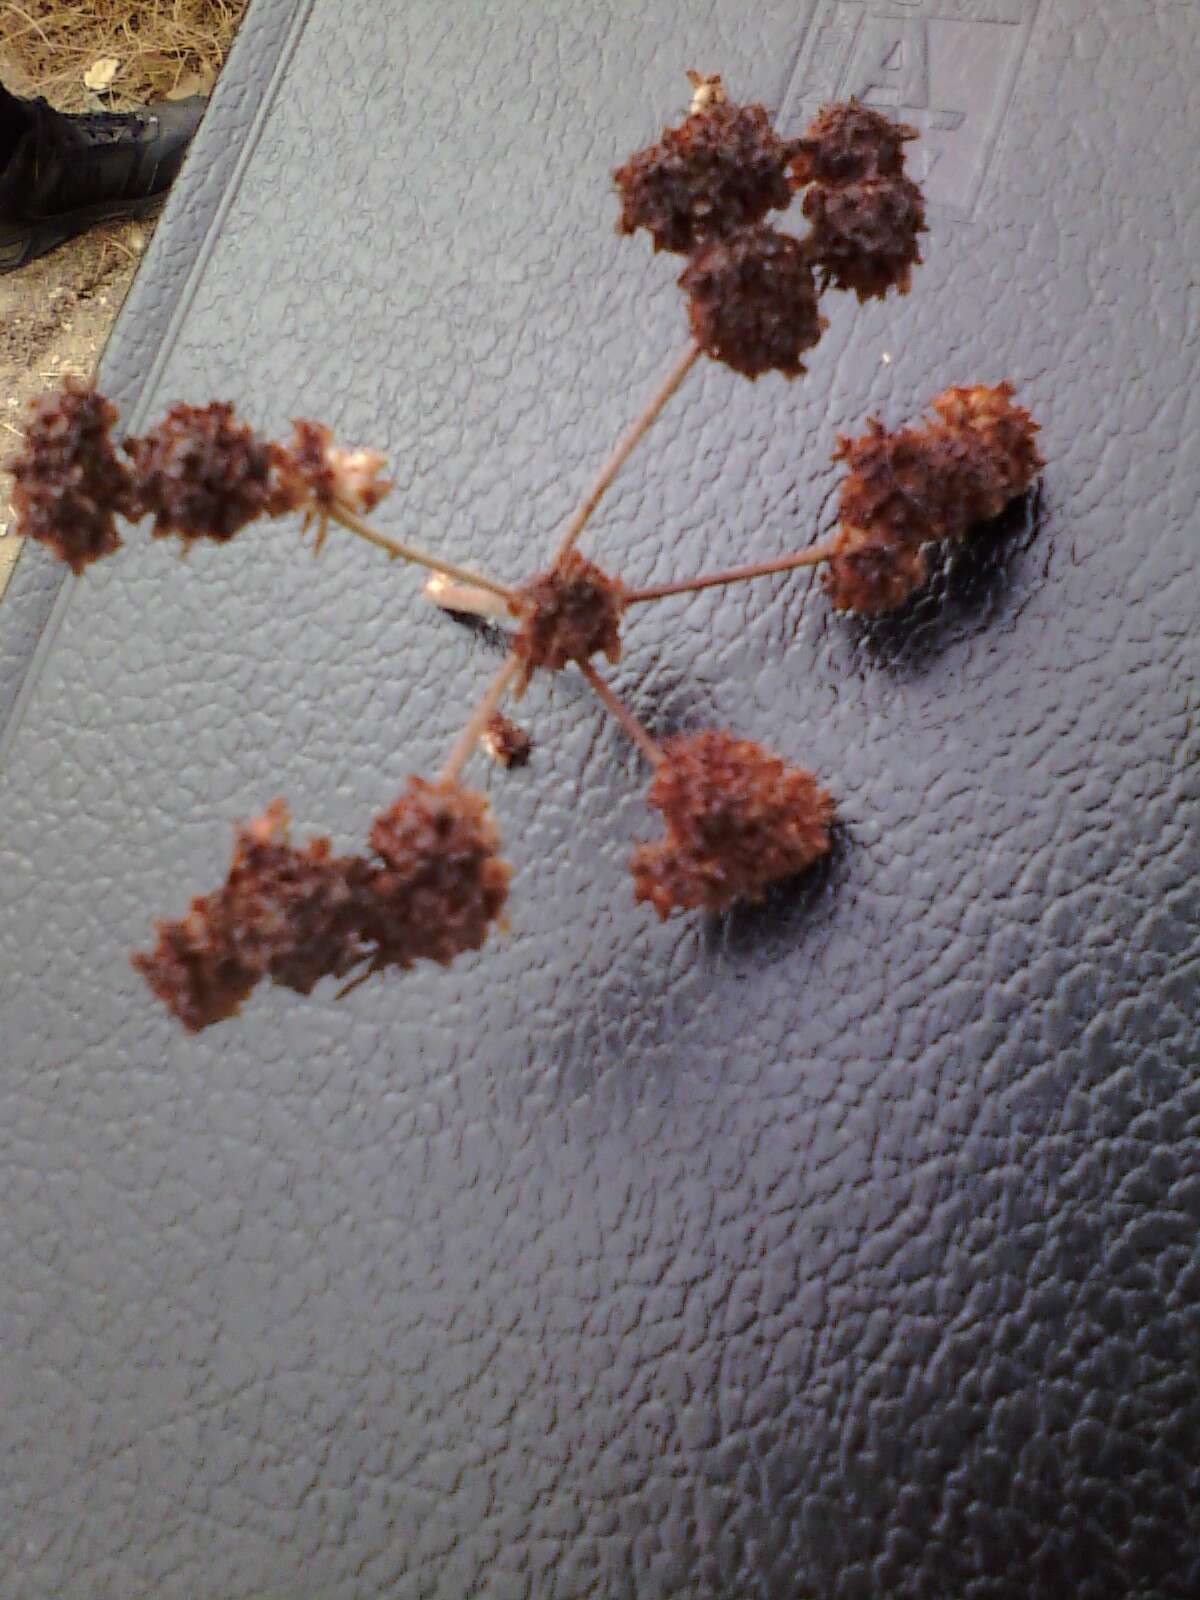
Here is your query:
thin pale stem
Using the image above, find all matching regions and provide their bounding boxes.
[424,573,513,621]
[579,661,663,768]
[328,502,515,602]
[440,655,521,785]
[553,340,701,564]
[624,539,840,604]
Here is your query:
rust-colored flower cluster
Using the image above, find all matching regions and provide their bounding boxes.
[134,782,510,1031]
[679,226,826,379]
[792,101,925,301]
[615,84,924,377]
[6,392,392,571]
[632,731,835,916]
[614,90,797,255]
[825,382,1044,615]
[124,401,280,544]
[365,778,511,970]
[7,383,135,573]
[5,72,1047,1031]
[511,551,627,689]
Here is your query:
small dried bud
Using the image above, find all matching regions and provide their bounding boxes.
[124,401,276,544]
[679,224,826,379]
[823,527,930,616]
[614,91,796,255]
[686,70,727,113]
[482,712,533,769]
[802,174,926,301]
[366,778,511,969]
[631,730,834,916]
[8,383,134,572]
[790,101,917,186]
[931,383,1044,498]
[132,800,370,1031]
[511,551,627,689]
[272,419,393,516]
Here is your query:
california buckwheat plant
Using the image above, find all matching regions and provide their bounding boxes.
[7,77,1042,1030]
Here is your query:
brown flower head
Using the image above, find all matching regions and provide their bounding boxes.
[366,778,511,969]
[631,730,835,916]
[802,174,926,301]
[827,383,1044,614]
[931,382,1044,497]
[132,800,373,1030]
[614,90,796,255]
[679,224,827,379]
[789,100,917,186]
[823,526,930,616]
[835,416,1004,552]
[123,401,277,544]
[511,551,627,689]
[132,889,258,1034]
[482,712,533,769]
[8,383,134,572]
[272,419,393,517]
[217,801,372,996]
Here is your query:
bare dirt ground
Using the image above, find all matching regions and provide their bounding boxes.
[0,4,246,595]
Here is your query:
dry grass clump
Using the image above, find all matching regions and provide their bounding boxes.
[1,0,247,112]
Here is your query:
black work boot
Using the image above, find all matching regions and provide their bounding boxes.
[0,92,207,274]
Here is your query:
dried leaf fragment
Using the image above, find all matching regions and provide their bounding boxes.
[84,57,120,93]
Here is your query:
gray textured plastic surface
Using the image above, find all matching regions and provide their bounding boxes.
[2,1,1198,1596]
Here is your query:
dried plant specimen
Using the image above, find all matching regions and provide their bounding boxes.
[365,779,511,971]
[789,100,917,186]
[824,382,1044,612]
[134,782,511,1030]
[614,82,797,254]
[8,382,134,573]
[511,551,627,689]
[6,73,1050,1029]
[273,419,393,517]
[822,529,931,617]
[123,401,279,544]
[833,417,997,551]
[931,383,1045,498]
[679,225,827,379]
[632,730,835,916]
[133,801,371,1032]
[802,174,927,301]
[482,713,533,769]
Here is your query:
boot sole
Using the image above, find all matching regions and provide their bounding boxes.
[0,191,165,275]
